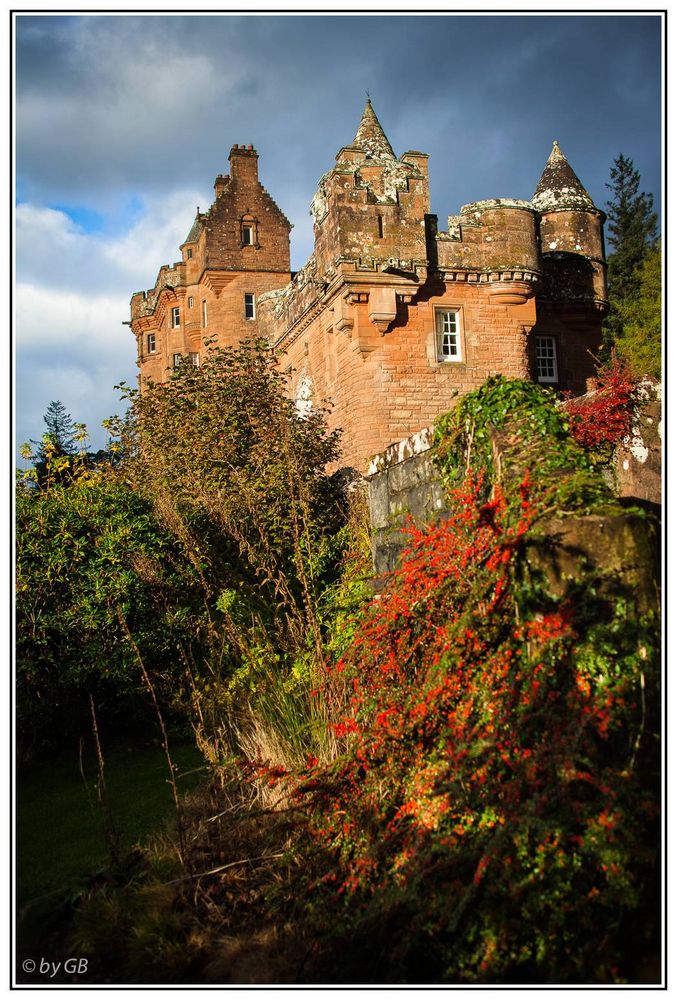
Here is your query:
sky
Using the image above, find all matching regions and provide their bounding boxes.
[14,12,663,454]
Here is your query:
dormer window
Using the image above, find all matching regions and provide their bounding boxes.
[242,225,254,246]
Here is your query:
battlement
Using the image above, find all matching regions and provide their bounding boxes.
[129,100,608,470]
[130,262,186,319]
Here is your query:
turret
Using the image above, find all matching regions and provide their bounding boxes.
[311,99,430,278]
[532,141,607,308]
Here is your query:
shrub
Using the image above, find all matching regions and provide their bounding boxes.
[15,456,197,755]
[278,380,660,983]
[113,340,348,766]
[562,360,641,457]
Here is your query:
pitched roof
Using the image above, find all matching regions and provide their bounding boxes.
[351,98,396,160]
[532,141,596,213]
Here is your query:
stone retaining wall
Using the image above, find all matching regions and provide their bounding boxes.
[367,387,662,578]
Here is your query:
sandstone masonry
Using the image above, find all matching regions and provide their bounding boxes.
[130,101,608,472]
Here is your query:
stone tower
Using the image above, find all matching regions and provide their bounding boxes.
[530,141,608,388]
[130,101,608,471]
[130,144,291,381]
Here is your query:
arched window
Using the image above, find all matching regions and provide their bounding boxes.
[240,215,258,248]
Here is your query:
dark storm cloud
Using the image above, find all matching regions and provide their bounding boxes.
[17,14,661,230]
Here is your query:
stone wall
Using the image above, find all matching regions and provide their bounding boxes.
[367,388,662,578]
[614,381,662,508]
[366,427,446,578]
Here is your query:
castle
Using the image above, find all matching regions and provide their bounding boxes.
[130,100,608,471]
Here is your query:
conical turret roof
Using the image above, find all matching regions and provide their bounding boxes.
[532,141,596,213]
[351,98,396,160]
[183,210,203,245]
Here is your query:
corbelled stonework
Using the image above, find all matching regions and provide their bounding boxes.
[130,101,608,471]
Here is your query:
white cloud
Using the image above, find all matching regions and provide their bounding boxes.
[15,281,137,451]
[15,282,128,350]
[16,190,209,295]
[101,190,210,284]
[14,185,210,454]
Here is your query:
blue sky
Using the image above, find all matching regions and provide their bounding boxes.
[14,13,663,453]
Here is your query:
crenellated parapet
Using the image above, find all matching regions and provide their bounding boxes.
[436,199,541,305]
[310,100,430,280]
[129,100,611,467]
[131,262,186,320]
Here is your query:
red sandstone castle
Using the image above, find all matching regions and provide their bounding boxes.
[130,100,608,471]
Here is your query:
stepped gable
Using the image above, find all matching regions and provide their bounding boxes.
[532,140,596,213]
[351,97,397,160]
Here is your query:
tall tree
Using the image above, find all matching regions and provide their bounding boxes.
[33,400,78,456]
[603,154,658,355]
[605,154,657,304]
[29,400,82,487]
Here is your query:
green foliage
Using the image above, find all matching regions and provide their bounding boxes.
[112,339,348,766]
[18,375,659,985]
[604,154,660,364]
[432,376,610,520]
[613,243,662,379]
[15,454,199,755]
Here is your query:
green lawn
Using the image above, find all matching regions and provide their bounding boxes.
[16,740,205,907]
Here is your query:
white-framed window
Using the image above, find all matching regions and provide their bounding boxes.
[146,333,156,354]
[171,306,180,328]
[173,353,182,368]
[536,336,558,383]
[189,352,200,367]
[188,296,194,309]
[202,300,208,327]
[242,224,254,246]
[244,293,256,320]
[435,309,462,362]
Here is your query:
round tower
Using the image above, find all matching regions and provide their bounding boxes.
[532,141,607,308]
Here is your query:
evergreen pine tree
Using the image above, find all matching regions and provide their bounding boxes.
[35,400,78,457]
[30,401,81,486]
[603,154,658,351]
[605,154,657,304]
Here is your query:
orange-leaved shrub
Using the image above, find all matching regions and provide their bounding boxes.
[260,381,660,984]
